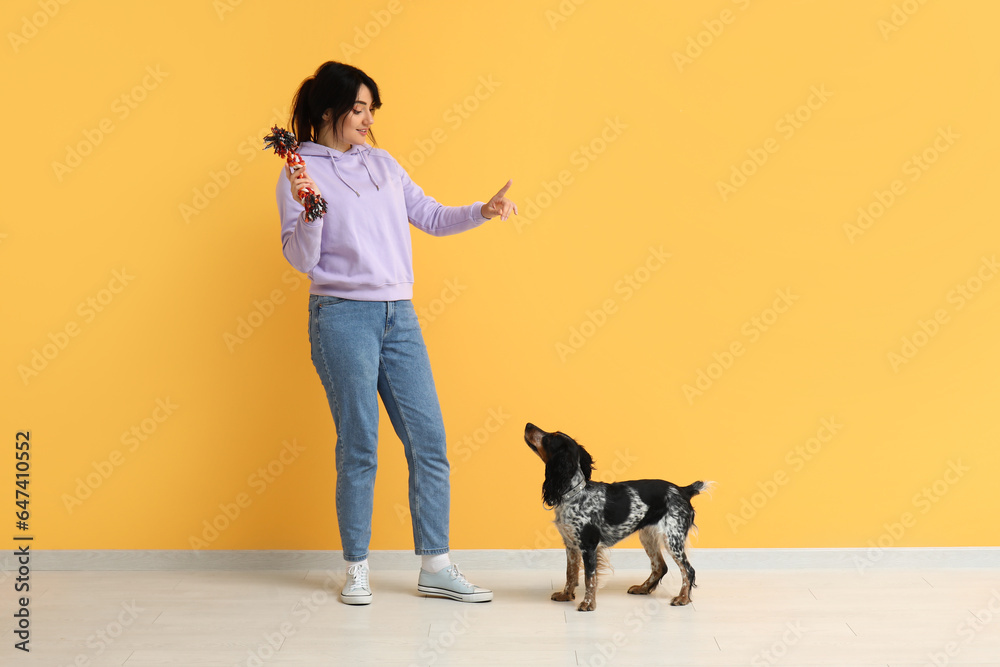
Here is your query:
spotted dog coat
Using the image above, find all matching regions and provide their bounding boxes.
[525,423,710,612]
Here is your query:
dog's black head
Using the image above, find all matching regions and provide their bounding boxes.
[525,423,594,507]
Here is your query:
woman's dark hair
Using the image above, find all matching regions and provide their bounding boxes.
[289,61,381,146]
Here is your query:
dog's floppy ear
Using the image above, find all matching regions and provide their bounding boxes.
[577,444,595,482]
[542,438,578,507]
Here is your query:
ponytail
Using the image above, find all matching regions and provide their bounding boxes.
[291,77,316,142]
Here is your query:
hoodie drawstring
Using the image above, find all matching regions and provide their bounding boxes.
[358,150,381,192]
[330,160,360,198]
[328,146,380,197]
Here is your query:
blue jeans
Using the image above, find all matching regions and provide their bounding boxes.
[308,296,450,562]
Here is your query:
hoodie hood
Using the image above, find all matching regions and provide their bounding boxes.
[297,140,380,197]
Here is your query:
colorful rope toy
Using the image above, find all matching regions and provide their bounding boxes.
[264,126,329,222]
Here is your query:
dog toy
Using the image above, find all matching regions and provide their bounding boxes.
[264,126,328,222]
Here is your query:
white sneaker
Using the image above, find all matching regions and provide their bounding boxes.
[341,562,372,605]
[417,564,493,602]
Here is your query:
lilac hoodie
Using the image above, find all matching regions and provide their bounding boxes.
[276,140,489,300]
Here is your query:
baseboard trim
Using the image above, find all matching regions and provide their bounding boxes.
[5,547,998,572]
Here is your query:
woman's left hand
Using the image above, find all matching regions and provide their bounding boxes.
[481,179,518,221]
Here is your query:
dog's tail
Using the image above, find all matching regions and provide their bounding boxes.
[681,480,716,501]
[680,481,715,548]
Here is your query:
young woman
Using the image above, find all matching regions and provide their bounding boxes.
[275,61,516,605]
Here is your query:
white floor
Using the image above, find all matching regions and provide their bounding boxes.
[5,565,1000,666]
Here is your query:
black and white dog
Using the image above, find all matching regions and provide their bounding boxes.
[524,423,711,611]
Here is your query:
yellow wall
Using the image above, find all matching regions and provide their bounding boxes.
[3,0,998,552]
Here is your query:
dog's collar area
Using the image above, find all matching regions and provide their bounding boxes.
[562,473,587,502]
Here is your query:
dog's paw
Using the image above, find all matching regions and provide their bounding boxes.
[577,599,596,612]
[551,591,575,602]
[627,584,651,595]
[670,594,691,606]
